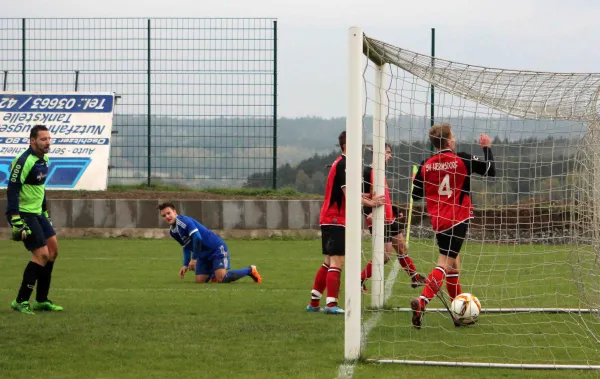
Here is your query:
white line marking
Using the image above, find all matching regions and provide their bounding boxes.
[336,260,401,379]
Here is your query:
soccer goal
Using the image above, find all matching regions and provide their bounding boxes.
[345,27,600,370]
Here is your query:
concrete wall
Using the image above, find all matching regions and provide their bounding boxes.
[0,199,573,243]
[0,199,325,238]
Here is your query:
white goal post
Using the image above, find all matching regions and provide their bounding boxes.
[345,26,600,370]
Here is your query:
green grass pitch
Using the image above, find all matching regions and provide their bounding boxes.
[0,238,598,379]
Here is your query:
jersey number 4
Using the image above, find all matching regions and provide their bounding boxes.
[438,174,452,198]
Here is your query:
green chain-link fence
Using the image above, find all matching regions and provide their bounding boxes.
[0,18,278,188]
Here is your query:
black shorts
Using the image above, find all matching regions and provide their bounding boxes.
[368,219,403,243]
[321,225,345,256]
[435,221,468,259]
[7,212,56,252]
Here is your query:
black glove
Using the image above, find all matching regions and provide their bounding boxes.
[10,216,31,241]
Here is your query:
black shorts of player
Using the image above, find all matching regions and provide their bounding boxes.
[7,212,56,252]
[435,221,469,259]
[321,225,345,256]
[368,219,403,243]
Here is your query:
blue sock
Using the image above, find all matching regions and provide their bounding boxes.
[222,267,252,283]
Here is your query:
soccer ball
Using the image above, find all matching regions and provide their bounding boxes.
[450,293,481,325]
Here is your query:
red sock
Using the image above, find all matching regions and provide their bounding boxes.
[397,253,417,278]
[360,260,372,282]
[446,270,461,301]
[326,266,342,307]
[419,266,446,308]
[309,263,329,308]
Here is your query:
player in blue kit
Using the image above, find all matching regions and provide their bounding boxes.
[158,202,262,284]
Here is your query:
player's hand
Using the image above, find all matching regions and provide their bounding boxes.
[43,210,52,226]
[373,195,385,207]
[366,213,373,222]
[10,216,31,241]
[179,266,188,279]
[479,133,492,148]
[362,193,372,199]
[188,259,196,272]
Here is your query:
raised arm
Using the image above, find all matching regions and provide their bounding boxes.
[459,134,496,177]
[472,146,496,177]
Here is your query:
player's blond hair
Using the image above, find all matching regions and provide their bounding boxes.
[429,122,453,150]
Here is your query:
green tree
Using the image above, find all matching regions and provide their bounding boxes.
[295,170,313,193]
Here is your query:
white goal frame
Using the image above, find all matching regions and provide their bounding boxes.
[344,26,600,370]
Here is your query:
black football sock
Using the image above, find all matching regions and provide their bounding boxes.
[16,261,44,303]
[36,260,55,303]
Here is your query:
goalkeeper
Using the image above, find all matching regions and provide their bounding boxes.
[158,202,262,284]
[5,125,63,315]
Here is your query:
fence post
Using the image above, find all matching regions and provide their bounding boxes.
[3,71,8,91]
[147,18,152,186]
[22,18,26,91]
[272,20,278,189]
[74,70,80,91]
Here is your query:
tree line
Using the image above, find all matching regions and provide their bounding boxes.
[245,136,583,207]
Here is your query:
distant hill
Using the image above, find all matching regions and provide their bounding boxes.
[246,135,582,208]
[109,114,587,197]
[109,115,346,187]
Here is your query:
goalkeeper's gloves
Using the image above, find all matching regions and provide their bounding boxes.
[43,210,52,226]
[10,216,31,241]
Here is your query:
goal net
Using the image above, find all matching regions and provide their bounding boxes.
[344,27,600,370]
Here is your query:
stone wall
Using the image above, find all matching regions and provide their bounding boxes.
[0,199,576,243]
[0,199,324,238]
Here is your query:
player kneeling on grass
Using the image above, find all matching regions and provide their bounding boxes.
[158,202,262,284]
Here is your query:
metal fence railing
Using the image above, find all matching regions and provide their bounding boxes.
[0,18,278,188]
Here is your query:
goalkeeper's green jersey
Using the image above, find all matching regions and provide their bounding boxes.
[5,147,49,216]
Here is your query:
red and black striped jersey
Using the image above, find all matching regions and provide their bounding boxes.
[319,155,346,226]
[412,147,495,233]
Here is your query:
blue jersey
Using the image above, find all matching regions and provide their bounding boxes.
[169,215,227,265]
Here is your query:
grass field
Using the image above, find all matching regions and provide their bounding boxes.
[0,238,599,379]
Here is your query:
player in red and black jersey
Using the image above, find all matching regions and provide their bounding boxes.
[306,131,385,315]
[360,144,425,292]
[410,122,496,328]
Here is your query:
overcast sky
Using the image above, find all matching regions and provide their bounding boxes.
[4,0,600,118]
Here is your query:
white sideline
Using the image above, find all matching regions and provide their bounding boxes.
[336,260,401,379]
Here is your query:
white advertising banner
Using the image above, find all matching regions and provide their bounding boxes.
[0,92,115,190]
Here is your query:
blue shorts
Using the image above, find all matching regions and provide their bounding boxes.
[195,245,231,276]
[7,212,56,252]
